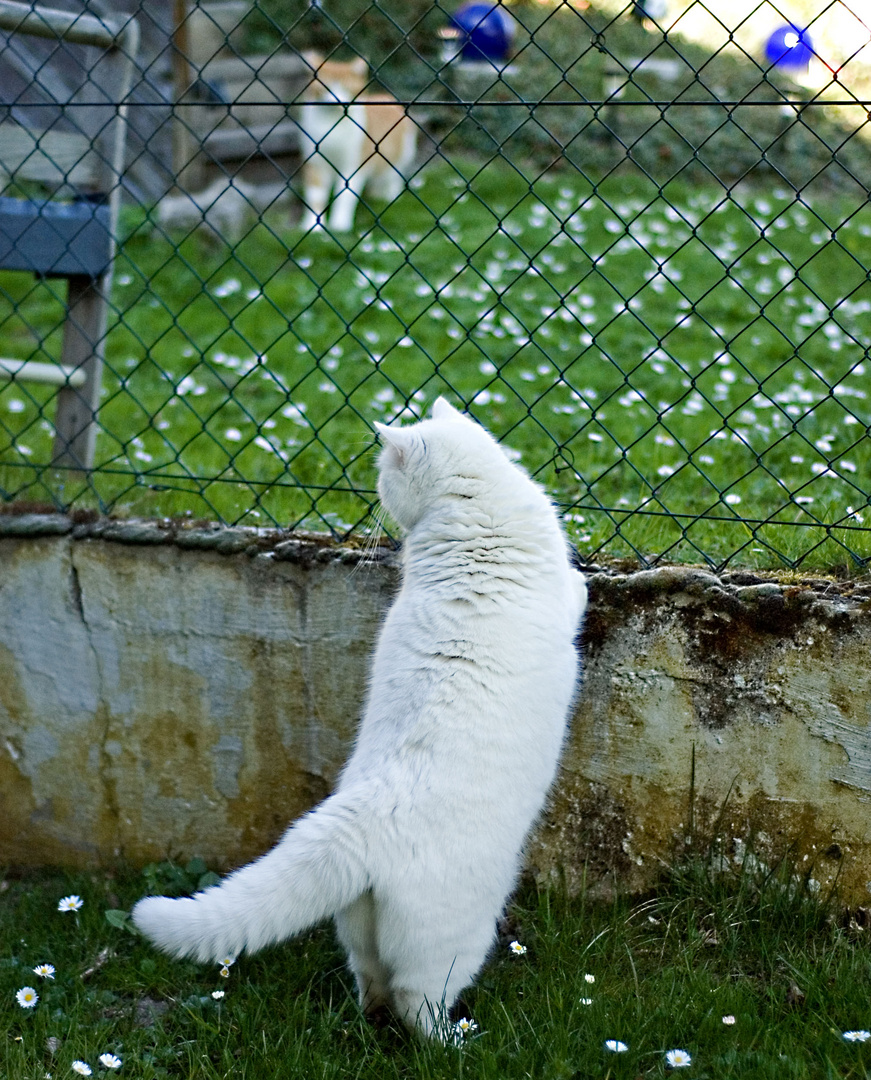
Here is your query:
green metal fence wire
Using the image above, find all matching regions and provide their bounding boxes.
[0,0,869,572]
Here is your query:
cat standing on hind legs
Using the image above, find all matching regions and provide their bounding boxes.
[132,397,587,1039]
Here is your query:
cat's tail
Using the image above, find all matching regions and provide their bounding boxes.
[131,793,369,964]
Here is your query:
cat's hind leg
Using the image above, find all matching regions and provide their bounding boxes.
[301,156,334,230]
[335,891,391,1014]
[326,169,366,233]
[366,163,404,205]
[379,900,497,1040]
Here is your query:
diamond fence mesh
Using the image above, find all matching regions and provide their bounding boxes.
[0,0,869,571]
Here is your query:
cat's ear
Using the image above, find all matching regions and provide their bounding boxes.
[431,397,465,423]
[374,421,414,467]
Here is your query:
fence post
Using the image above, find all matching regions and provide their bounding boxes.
[52,276,110,469]
[49,11,139,469]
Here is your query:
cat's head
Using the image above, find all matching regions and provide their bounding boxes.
[374,398,518,531]
[302,51,369,101]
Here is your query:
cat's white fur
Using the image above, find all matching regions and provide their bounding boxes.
[132,397,587,1038]
[298,53,417,233]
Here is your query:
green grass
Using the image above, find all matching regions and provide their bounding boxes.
[1,157,869,569]
[3,852,871,1078]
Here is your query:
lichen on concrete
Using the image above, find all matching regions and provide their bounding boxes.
[528,563,871,903]
[2,513,871,903]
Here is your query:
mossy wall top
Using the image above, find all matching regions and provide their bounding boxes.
[1,516,870,902]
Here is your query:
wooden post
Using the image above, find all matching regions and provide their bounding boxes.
[49,10,139,470]
[0,2,138,470]
[52,275,109,469]
[171,0,202,193]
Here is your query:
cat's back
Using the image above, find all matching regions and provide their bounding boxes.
[350,406,585,828]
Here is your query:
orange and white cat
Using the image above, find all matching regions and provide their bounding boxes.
[299,53,417,232]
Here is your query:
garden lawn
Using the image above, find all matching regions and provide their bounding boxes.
[1,156,869,569]
[3,854,871,1078]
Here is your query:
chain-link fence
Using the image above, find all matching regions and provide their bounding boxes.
[1,0,869,571]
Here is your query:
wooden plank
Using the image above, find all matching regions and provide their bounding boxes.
[200,51,309,97]
[0,35,74,104]
[202,119,300,161]
[0,0,123,48]
[0,123,95,186]
[0,358,86,387]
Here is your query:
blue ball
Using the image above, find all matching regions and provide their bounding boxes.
[451,3,514,63]
[764,24,814,70]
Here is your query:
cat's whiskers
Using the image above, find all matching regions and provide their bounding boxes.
[351,503,390,576]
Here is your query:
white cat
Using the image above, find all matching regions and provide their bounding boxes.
[298,53,417,233]
[132,397,587,1039]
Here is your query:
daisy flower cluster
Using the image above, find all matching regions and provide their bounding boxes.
[12,895,131,1075]
[586,965,871,1072]
[72,1057,122,1075]
[589,975,700,1070]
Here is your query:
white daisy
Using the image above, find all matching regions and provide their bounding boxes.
[219,966,231,978]
[665,1048,692,1067]
[58,895,84,913]
[454,1017,478,1038]
[16,986,38,1008]
[33,964,55,979]
[508,940,527,955]
[580,997,593,1005]
[218,955,236,968]
[211,990,225,1000]
[584,973,595,984]
[722,1014,736,1025]
[605,1039,628,1052]
[843,1030,871,1042]
[98,1053,122,1069]
[72,1063,92,1076]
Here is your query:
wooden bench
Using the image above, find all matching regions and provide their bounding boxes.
[0,0,138,470]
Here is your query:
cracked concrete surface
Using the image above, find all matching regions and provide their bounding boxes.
[2,523,871,902]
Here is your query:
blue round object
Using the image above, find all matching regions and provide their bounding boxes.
[764,24,814,70]
[451,3,514,64]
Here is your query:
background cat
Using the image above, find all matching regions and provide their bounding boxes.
[298,53,417,232]
[133,398,587,1039]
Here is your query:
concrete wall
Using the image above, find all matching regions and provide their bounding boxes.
[2,513,871,903]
